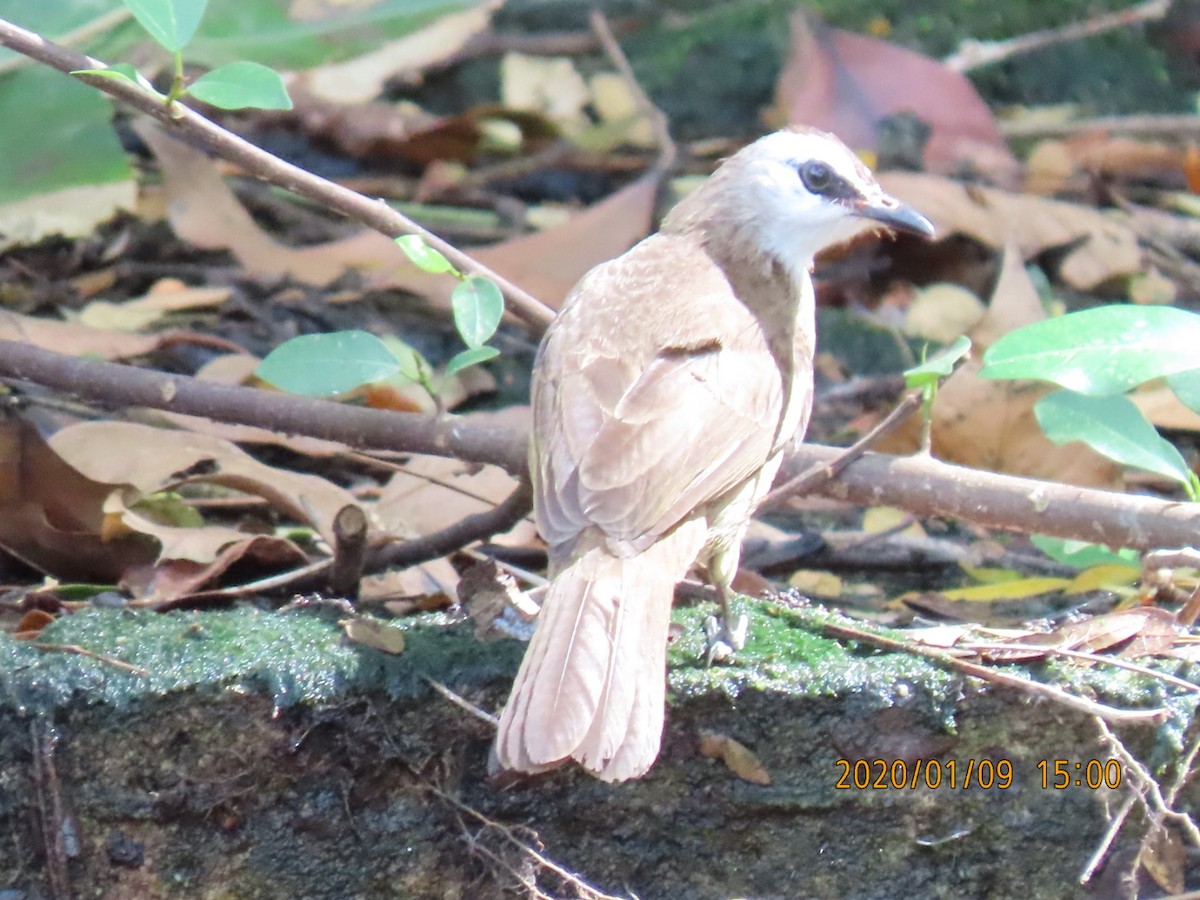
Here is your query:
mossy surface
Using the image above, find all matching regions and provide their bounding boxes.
[4,597,1199,897]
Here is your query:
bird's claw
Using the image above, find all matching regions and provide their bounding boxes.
[703,613,748,666]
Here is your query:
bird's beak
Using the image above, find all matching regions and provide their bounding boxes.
[852,195,935,239]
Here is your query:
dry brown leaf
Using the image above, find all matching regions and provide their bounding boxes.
[903,283,984,344]
[876,245,1119,487]
[49,420,363,549]
[306,2,498,104]
[0,309,161,360]
[1141,824,1186,896]
[968,242,1046,350]
[697,730,772,786]
[457,557,538,642]
[878,172,1142,291]
[129,534,309,603]
[375,454,536,548]
[139,117,656,308]
[1132,384,1200,434]
[0,417,156,582]
[770,12,1016,180]
[12,608,56,640]
[340,616,407,655]
[876,356,1120,488]
[78,280,231,332]
[390,174,660,309]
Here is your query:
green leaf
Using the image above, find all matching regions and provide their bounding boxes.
[1034,390,1192,487]
[377,336,429,384]
[1030,535,1138,570]
[185,61,292,110]
[256,331,399,396]
[904,335,971,389]
[122,0,209,52]
[0,68,134,242]
[395,234,457,275]
[981,305,1200,395]
[445,346,500,375]
[451,276,504,349]
[72,64,160,95]
[1168,368,1200,416]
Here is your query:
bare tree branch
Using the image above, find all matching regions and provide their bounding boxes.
[0,338,528,474]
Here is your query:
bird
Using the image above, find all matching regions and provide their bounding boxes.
[493,126,935,782]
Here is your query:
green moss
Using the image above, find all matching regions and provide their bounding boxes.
[0,605,523,717]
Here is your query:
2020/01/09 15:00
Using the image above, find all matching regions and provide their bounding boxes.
[834,758,1124,790]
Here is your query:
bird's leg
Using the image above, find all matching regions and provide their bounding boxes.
[703,550,748,665]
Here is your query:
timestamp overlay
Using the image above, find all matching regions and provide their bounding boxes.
[834,758,1124,791]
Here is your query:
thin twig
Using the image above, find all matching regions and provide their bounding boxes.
[759,391,921,510]
[0,17,555,332]
[0,339,529,473]
[821,619,1166,725]
[945,0,1171,72]
[1095,717,1200,847]
[422,779,627,900]
[31,642,149,676]
[150,559,334,611]
[957,642,1200,696]
[424,676,499,727]
[1080,791,1137,885]
[369,478,534,570]
[589,10,676,176]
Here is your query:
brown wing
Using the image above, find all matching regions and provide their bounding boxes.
[532,233,786,555]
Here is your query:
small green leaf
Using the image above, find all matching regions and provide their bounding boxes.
[378,336,429,384]
[1168,368,1200,416]
[981,305,1200,394]
[186,62,292,110]
[72,65,160,95]
[1030,535,1138,570]
[451,276,504,349]
[122,0,209,52]
[257,331,400,396]
[904,335,971,389]
[1034,390,1192,487]
[445,346,500,375]
[395,234,457,275]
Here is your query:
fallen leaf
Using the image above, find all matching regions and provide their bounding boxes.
[49,421,364,550]
[0,417,155,582]
[787,569,843,600]
[770,11,1016,180]
[77,280,231,332]
[903,283,985,344]
[305,3,498,104]
[501,52,590,135]
[698,730,772,785]
[139,117,657,308]
[0,309,161,360]
[131,535,310,604]
[878,172,1142,292]
[375,453,536,548]
[12,608,56,640]
[340,616,407,655]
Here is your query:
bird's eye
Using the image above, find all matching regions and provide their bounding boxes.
[800,161,833,194]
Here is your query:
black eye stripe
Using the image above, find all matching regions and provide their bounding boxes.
[799,160,863,202]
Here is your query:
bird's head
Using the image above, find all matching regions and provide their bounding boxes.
[669,127,935,274]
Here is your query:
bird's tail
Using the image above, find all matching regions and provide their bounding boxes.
[493,521,705,782]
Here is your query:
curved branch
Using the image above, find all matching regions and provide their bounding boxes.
[369,478,534,570]
[782,445,1200,553]
[0,338,528,474]
[1,338,1196,553]
[0,17,555,334]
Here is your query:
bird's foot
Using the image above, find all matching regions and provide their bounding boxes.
[703,613,748,666]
